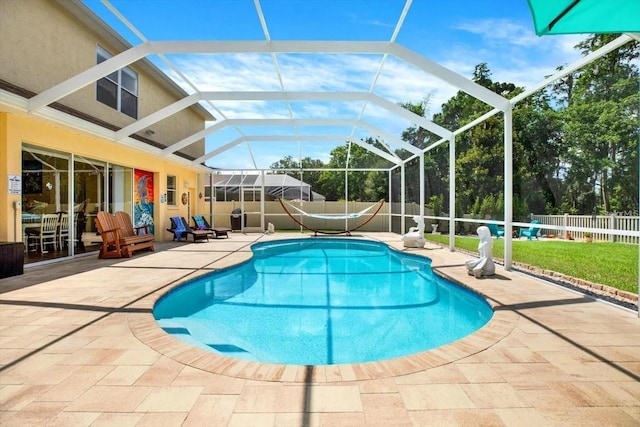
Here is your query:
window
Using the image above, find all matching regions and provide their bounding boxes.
[167,175,177,206]
[96,46,138,118]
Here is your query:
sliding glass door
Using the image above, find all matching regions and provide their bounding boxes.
[73,156,106,253]
[22,144,139,265]
[22,146,70,262]
[109,164,133,216]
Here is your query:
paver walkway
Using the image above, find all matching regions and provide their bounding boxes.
[1,233,638,426]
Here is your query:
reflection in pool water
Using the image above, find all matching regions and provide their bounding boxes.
[154,239,493,365]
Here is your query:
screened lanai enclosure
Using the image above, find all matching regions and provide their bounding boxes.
[17,1,640,298]
[192,29,638,272]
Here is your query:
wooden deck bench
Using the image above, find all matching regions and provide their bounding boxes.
[96,211,155,258]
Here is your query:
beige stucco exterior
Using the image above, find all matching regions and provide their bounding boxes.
[0,0,209,160]
[0,112,207,243]
[0,0,213,247]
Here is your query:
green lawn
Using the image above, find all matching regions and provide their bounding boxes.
[425,234,638,294]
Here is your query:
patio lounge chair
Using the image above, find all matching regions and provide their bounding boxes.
[96,211,154,258]
[486,222,505,238]
[519,220,541,240]
[167,216,210,243]
[192,215,231,239]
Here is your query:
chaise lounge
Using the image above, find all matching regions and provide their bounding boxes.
[192,215,231,239]
[167,216,210,243]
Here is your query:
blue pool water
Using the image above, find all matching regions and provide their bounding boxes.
[154,239,493,365]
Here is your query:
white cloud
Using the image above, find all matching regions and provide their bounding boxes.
[155,21,589,169]
[436,20,586,93]
[278,54,383,91]
[453,19,541,47]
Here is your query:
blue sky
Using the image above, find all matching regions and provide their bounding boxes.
[83,0,586,170]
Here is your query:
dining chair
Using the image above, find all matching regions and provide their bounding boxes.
[26,213,59,253]
[58,213,70,249]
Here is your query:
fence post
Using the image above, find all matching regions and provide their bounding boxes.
[609,213,616,243]
[563,213,568,239]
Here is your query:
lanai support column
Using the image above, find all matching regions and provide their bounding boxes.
[260,170,265,232]
[400,162,406,233]
[504,106,513,270]
[449,136,455,251]
[419,151,424,224]
[209,173,214,225]
[388,168,393,232]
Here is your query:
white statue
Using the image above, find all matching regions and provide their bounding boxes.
[265,222,275,234]
[402,216,426,248]
[465,226,495,278]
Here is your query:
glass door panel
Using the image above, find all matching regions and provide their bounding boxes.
[109,164,133,215]
[74,156,105,254]
[22,146,69,262]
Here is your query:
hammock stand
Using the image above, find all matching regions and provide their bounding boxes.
[278,198,385,236]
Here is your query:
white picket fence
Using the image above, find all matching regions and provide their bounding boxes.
[203,201,639,244]
[531,214,639,244]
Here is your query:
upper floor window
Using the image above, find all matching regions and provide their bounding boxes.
[96,46,138,119]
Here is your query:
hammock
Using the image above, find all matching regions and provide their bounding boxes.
[278,198,385,235]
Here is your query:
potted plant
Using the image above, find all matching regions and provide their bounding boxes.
[584,232,593,243]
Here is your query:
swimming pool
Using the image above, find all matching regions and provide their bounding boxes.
[154,238,493,365]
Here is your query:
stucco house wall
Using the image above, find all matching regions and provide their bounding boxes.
[0,0,214,244]
[0,0,209,160]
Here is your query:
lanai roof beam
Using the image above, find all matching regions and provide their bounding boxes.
[28,43,151,112]
[161,118,421,158]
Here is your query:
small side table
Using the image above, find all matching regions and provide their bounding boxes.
[0,242,25,278]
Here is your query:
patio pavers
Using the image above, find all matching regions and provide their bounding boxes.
[0,233,638,426]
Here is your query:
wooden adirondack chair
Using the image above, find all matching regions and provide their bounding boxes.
[95,211,125,258]
[114,211,155,256]
[115,211,151,237]
[96,211,154,258]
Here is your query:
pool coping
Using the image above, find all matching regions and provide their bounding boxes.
[127,236,519,383]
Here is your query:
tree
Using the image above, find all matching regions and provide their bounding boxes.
[429,63,525,215]
[317,138,391,201]
[559,34,639,213]
[513,91,565,213]
[270,155,325,198]
[399,98,448,205]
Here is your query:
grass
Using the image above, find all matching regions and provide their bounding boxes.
[425,234,638,294]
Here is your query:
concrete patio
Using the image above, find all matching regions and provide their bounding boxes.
[1,232,638,426]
